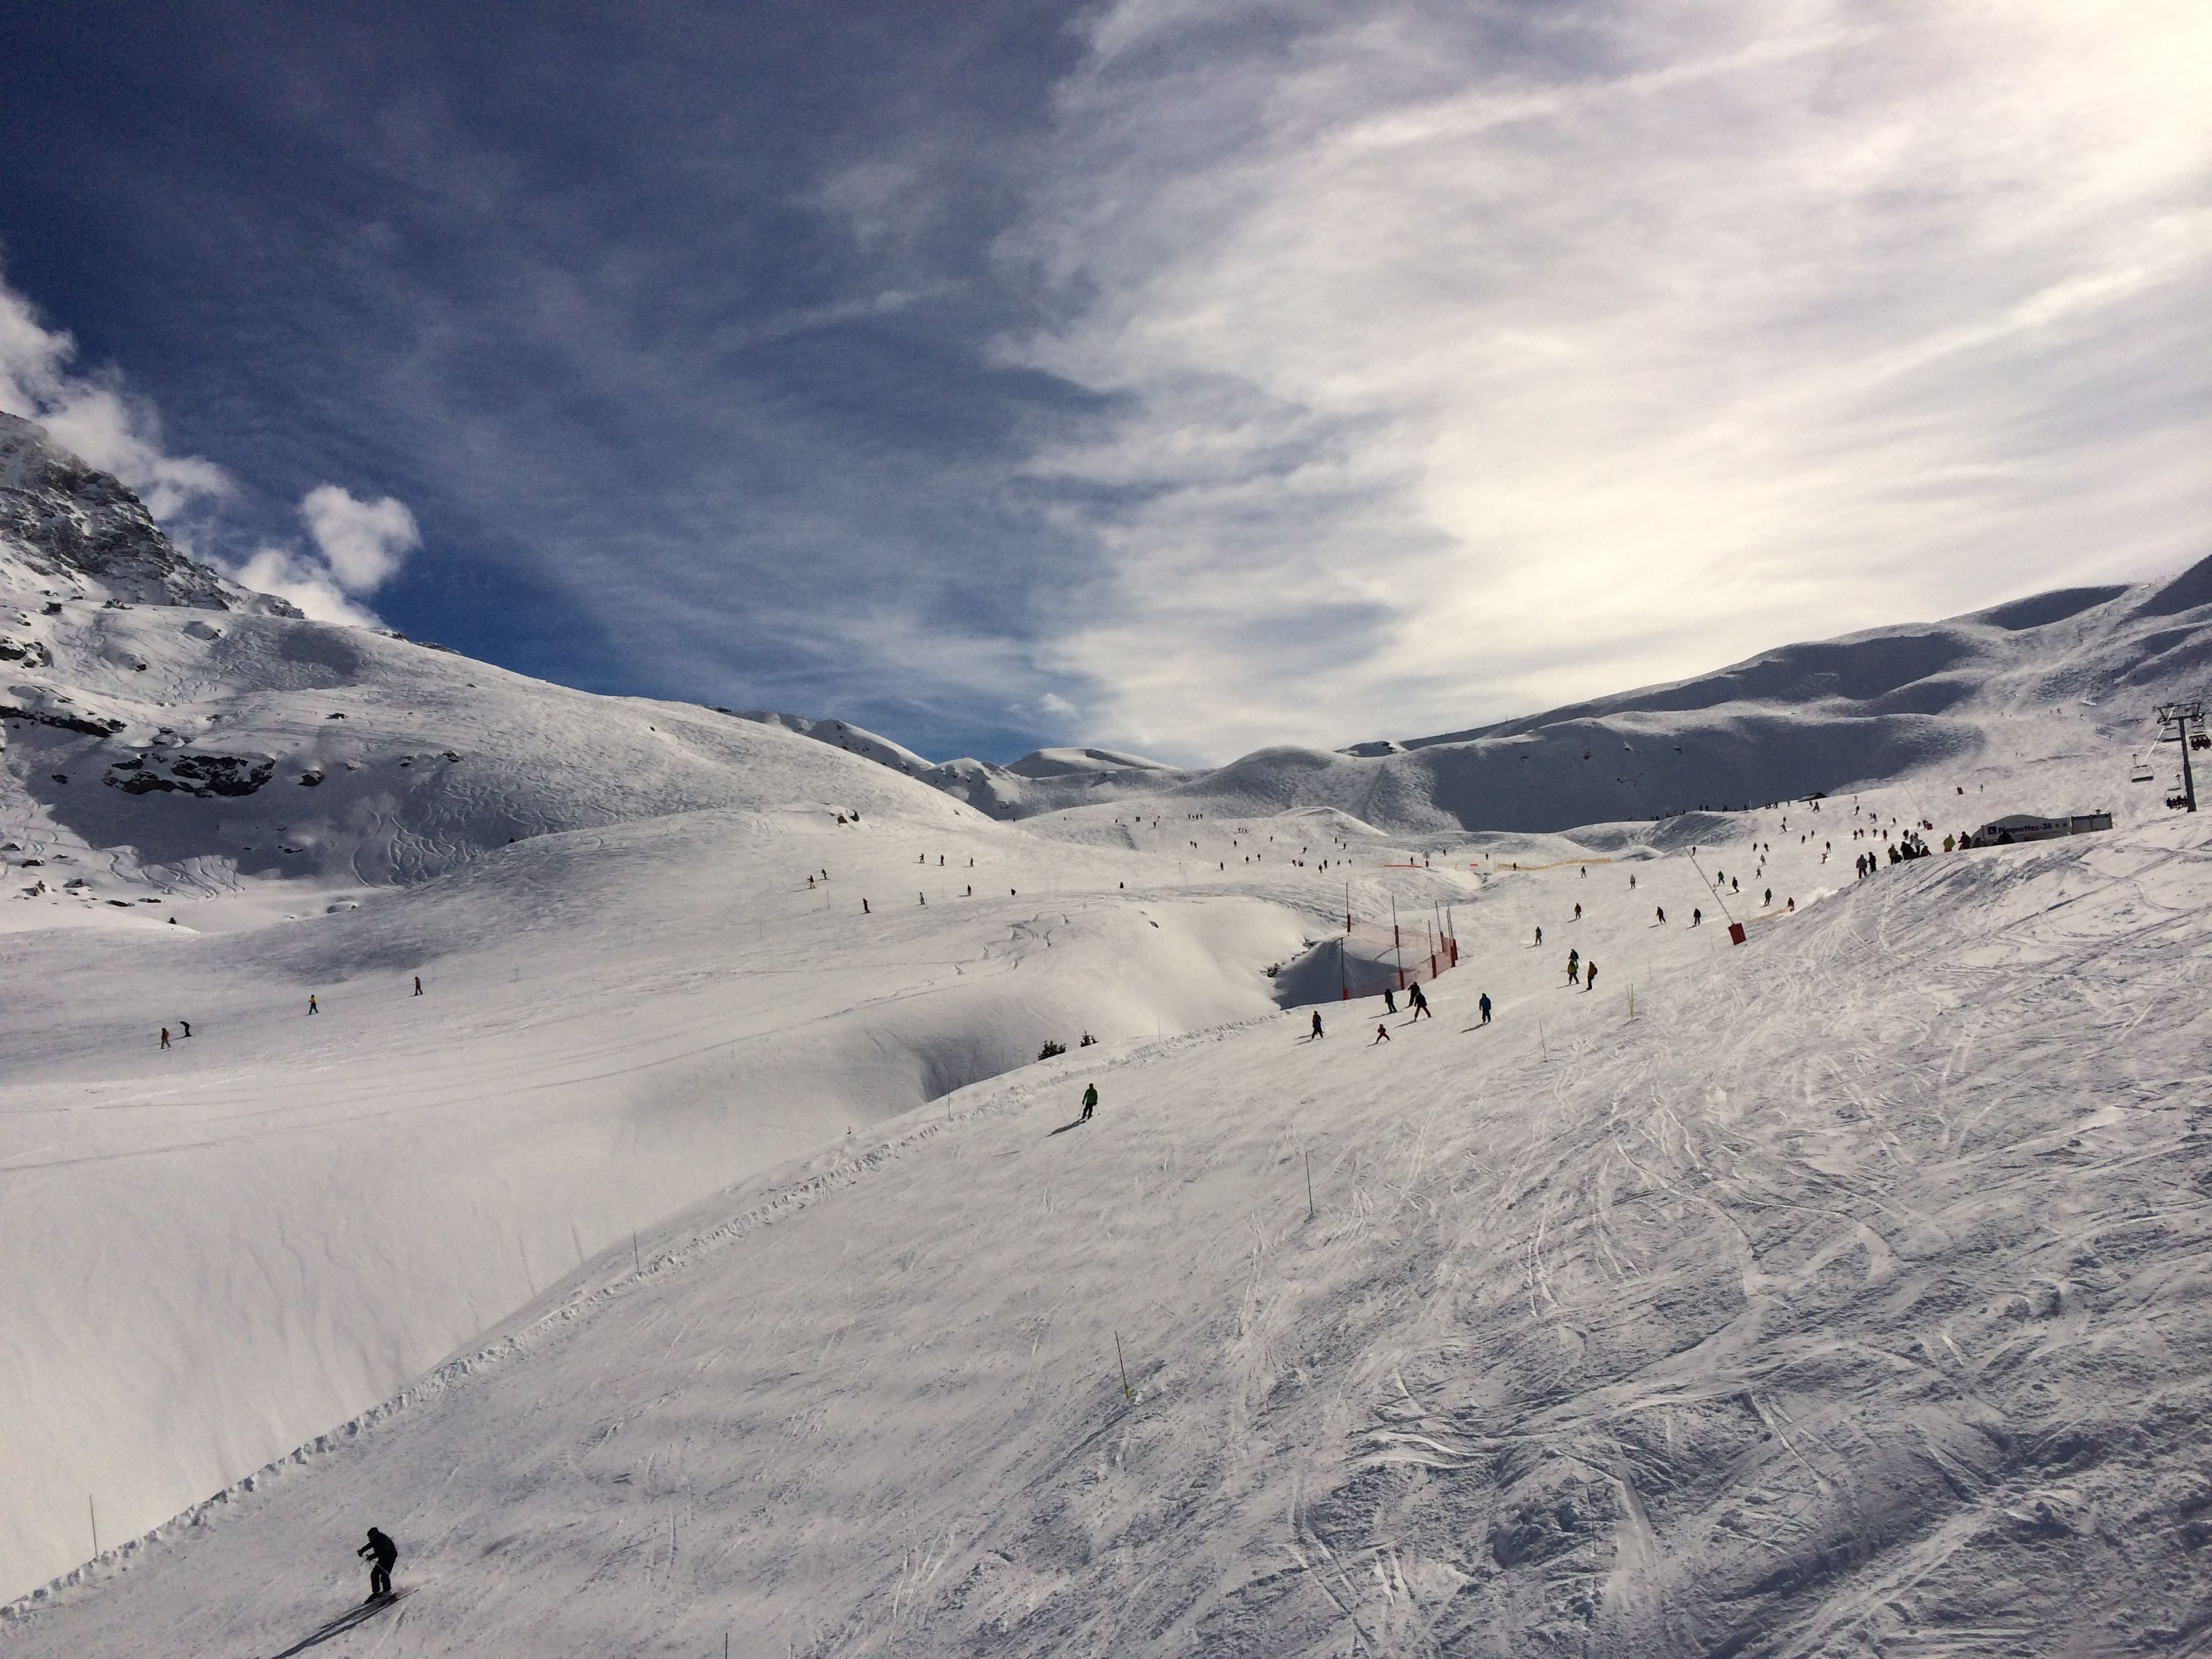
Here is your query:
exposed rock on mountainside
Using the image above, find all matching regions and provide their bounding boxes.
[0,413,298,615]
[1,419,980,895]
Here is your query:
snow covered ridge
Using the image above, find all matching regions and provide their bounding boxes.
[722,712,1200,821]
[0,413,297,616]
[1,439,985,899]
[746,556,2212,835]
[1202,562,2212,832]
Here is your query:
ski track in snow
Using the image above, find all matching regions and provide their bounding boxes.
[8,802,2212,1656]
[12,474,2212,1650]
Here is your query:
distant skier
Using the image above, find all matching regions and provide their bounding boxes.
[1573,902,1582,920]
[862,898,869,914]
[1655,906,1665,924]
[358,1527,397,1603]
[1585,960,1597,993]
[1763,888,1771,907]
[412,975,422,997]
[159,1027,171,1050]
[308,993,319,1015]
[1477,992,1492,1025]
[1372,1022,1391,1044]
[1691,909,1701,927]
[1408,982,1431,1020]
[1565,949,1578,985]
[1080,1083,1097,1122]
[1310,1011,1325,1040]
[1382,987,1397,1014]
[179,1019,191,1038]
[1534,925,1542,946]
[1629,874,1636,889]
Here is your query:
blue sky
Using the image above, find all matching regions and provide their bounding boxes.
[2,2,2207,764]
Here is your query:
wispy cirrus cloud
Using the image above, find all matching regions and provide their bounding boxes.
[999,0,2212,760]
[1,5,2202,763]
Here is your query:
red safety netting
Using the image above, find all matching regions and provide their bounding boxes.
[1336,922,1460,1000]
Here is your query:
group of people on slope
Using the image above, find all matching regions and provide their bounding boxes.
[159,977,424,1049]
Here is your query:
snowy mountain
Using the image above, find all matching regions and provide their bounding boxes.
[1083,568,2212,834]
[2,414,983,903]
[730,710,938,778]
[0,419,1300,1606]
[744,563,2211,838]
[918,745,1193,820]
[0,412,297,617]
[6,417,2211,1651]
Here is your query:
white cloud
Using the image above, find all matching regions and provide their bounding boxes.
[299,484,420,591]
[0,275,420,626]
[236,486,422,626]
[1002,0,2212,760]
[0,274,233,525]
[232,545,383,627]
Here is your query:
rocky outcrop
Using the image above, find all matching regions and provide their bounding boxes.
[104,752,276,798]
[0,413,299,615]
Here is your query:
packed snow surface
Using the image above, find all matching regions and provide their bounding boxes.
[11,792,2212,1655]
[6,415,2212,1650]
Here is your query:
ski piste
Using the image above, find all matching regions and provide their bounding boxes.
[258,1588,411,1658]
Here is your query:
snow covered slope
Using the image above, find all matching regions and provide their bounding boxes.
[731,710,937,779]
[1,422,1318,1600]
[12,794,2210,1656]
[5,413,2207,1649]
[1,413,986,899]
[919,745,1192,821]
[1132,567,2212,834]
[745,559,2210,836]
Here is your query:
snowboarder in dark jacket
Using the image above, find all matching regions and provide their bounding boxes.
[1478,993,1492,1024]
[359,1527,396,1601]
[1408,982,1431,1019]
[1080,1083,1097,1122]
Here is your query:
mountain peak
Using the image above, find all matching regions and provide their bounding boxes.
[0,411,299,615]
